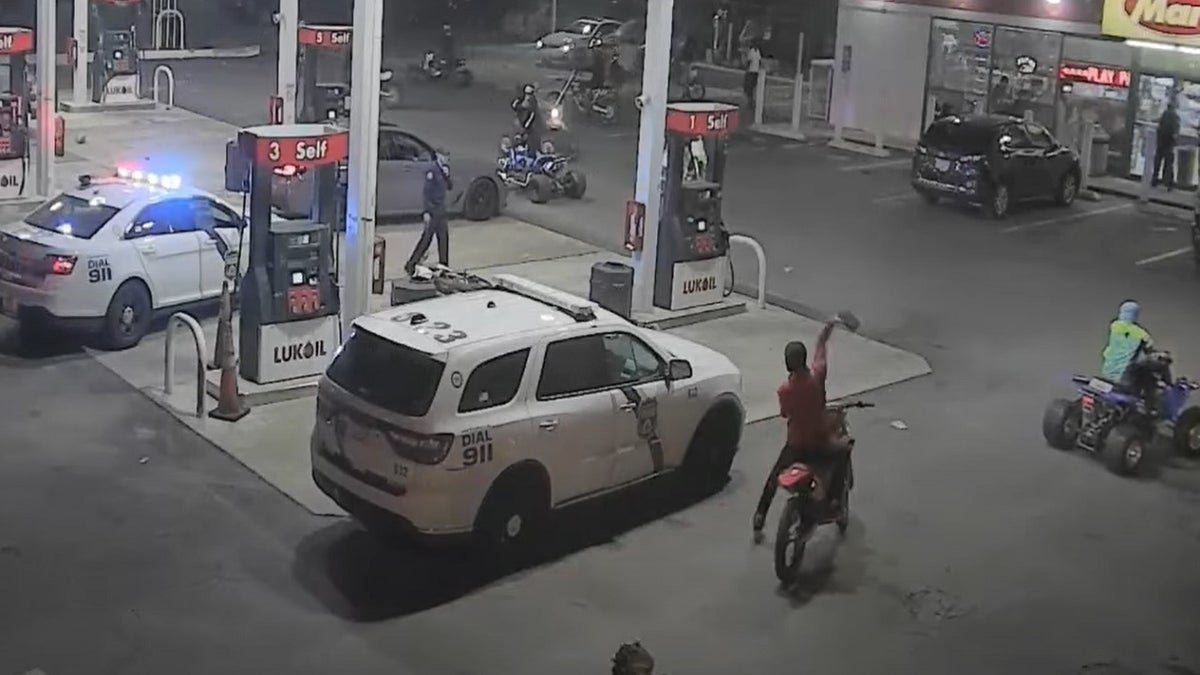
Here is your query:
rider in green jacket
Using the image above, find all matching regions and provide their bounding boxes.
[1101,301,1153,382]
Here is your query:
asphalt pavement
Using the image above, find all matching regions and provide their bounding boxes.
[3,55,1200,673]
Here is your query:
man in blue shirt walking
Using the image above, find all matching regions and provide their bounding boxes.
[405,151,453,276]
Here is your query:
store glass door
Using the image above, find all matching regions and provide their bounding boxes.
[1130,75,1200,186]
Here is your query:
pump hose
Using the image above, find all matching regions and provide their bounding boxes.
[722,230,736,298]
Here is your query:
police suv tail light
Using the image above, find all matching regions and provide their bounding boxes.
[382,427,455,465]
[45,254,77,275]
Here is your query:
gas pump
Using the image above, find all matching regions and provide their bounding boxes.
[653,102,739,311]
[226,124,347,384]
[0,27,33,200]
[296,24,353,123]
[91,0,142,104]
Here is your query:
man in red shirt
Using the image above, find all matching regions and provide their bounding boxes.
[753,318,844,536]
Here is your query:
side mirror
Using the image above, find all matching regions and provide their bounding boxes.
[666,358,693,381]
[835,310,860,333]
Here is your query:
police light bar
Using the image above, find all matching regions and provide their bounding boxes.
[116,165,182,190]
[493,274,597,322]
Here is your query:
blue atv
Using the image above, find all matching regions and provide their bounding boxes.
[1043,351,1200,476]
[496,133,587,204]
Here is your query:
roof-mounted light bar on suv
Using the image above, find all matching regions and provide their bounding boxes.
[493,274,597,322]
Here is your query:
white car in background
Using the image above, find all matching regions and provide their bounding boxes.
[311,274,744,551]
[0,167,246,349]
[535,17,623,68]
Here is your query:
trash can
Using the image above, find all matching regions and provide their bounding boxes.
[1089,130,1110,177]
[589,261,634,319]
[1176,146,1199,189]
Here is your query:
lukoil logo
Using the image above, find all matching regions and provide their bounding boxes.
[1124,0,1200,36]
[273,339,327,364]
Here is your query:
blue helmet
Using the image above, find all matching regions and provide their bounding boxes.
[1118,300,1140,323]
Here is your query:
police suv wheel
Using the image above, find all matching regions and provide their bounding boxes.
[475,470,548,553]
[102,281,152,350]
[681,405,742,493]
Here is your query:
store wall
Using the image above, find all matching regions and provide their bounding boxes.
[831,7,931,143]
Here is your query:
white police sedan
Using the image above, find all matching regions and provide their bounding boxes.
[0,167,245,349]
[311,274,745,551]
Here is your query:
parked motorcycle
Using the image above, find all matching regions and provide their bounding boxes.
[775,399,871,587]
[409,51,473,87]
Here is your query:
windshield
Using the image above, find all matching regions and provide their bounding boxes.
[23,193,121,239]
[567,20,599,35]
[326,327,445,417]
[921,120,995,154]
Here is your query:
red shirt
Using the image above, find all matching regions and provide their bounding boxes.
[778,323,834,449]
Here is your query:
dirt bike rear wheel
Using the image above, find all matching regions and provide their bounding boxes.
[774,499,806,585]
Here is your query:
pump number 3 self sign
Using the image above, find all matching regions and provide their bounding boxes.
[254,131,350,169]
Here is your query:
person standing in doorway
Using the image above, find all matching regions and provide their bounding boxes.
[1153,97,1181,190]
[743,41,762,116]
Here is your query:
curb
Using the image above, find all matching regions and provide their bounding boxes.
[53,45,261,66]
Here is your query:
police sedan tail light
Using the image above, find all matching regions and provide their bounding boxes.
[45,254,77,275]
[494,274,597,321]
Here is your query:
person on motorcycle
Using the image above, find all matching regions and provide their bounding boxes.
[752,319,848,537]
[586,38,611,93]
[1101,300,1172,403]
[440,22,457,66]
[511,83,542,151]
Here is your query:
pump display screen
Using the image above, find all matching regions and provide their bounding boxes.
[289,234,311,246]
[291,271,305,285]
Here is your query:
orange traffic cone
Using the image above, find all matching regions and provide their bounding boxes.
[209,281,250,422]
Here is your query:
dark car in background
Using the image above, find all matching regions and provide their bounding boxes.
[912,114,1081,219]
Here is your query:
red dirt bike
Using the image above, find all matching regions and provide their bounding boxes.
[773,400,874,586]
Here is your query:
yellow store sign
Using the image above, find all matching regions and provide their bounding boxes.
[1103,0,1200,45]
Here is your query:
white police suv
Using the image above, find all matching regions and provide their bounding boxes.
[0,167,246,348]
[311,274,744,549]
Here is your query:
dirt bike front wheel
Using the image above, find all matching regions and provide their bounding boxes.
[773,499,806,585]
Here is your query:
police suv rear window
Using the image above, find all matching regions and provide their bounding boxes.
[327,328,445,417]
[25,194,121,239]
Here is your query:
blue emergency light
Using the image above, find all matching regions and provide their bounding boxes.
[115,165,182,190]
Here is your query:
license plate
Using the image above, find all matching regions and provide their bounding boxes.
[934,158,951,171]
[1087,378,1113,393]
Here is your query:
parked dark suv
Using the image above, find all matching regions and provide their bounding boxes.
[912,114,1081,219]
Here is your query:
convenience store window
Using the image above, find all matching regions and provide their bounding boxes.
[926,19,993,121]
[986,26,1062,129]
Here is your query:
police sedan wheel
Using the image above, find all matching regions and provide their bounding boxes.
[103,281,152,350]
